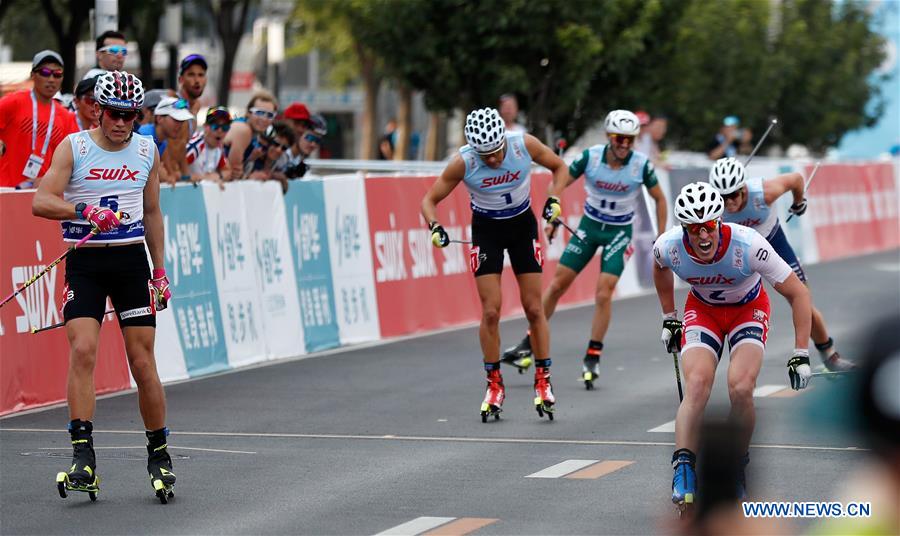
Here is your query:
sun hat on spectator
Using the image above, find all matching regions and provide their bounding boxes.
[32,50,64,69]
[723,115,740,127]
[206,106,232,124]
[143,89,168,111]
[155,96,194,121]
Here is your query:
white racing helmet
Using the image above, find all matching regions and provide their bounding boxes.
[674,182,724,224]
[465,107,506,154]
[709,157,746,195]
[604,110,640,136]
[94,70,144,111]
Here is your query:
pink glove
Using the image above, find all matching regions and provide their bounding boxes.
[82,205,121,233]
[150,268,172,311]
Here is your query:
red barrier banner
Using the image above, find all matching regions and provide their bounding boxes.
[365,172,597,338]
[806,162,899,261]
[0,191,130,416]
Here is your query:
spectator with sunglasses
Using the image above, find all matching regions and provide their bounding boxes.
[245,121,295,191]
[275,113,326,180]
[653,182,812,509]
[139,97,193,184]
[73,76,100,131]
[502,110,668,386]
[94,31,128,73]
[224,90,278,179]
[0,50,78,188]
[185,106,231,188]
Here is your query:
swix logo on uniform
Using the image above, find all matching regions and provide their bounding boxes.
[61,284,74,311]
[737,217,761,227]
[87,164,140,181]
[593,181,629,193]
[481,170,521,188]
[532,240,544,267]
[686,274,736,285]
[469,246,485,273]
[752,309,767,323]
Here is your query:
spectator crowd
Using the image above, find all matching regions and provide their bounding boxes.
[0,32,328,192]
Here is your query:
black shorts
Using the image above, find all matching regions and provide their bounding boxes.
[63,243,156,328]
[470,209,543,277]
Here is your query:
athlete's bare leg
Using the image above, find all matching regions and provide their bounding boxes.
[541,265,578,319]
[123,326,167,430]
[517,272,549,359]
[810,306,830,346]
[726,343,764,453]
[674,348,717,452]
[476,274,503,362]
[66,318,102,421]
[590,273,620,341]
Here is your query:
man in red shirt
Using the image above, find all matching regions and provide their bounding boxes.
[0,50,78,188]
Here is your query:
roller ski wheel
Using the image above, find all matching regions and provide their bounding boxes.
[56,471,99,501]
[533,366,556,420]
[674,499,695,520]
[147,444,176,504]
[501,337,533,374]
[582,356,600,390]
[153,479,175,504]
[480,402,502,422]
[534,398,555,420]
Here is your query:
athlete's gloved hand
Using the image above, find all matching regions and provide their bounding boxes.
[542,196,561,222]
[150,268,172,311]
[82,205,121,234]
[429,221,450,248]
[661,314,683,353]
[787,351,812,390]
[789,198,808,217]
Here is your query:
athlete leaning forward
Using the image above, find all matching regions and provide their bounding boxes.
[421,107,568,421]
[652,182,812,513]
[32,71,177,503]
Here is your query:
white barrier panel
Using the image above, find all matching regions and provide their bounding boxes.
[203,183,269,367]
[243,182,306,359]
[323,174,381,343]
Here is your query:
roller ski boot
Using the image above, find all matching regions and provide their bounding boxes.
[817,338,856,372]
[671,449,697,518]
[737,452,749,501]
[582,341,603,390]
[146,427,176,504]
[56,420,99,501]
[533,360,555,420]
[501,335,533,374]
[480,366,505,422]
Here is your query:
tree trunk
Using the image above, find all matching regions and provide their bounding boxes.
[210,0,251,107]
[41,0,91,93]
[393,85,411,161]
[357,46,379,160]
[424,111,444,161]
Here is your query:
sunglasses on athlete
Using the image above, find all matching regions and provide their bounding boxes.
[33,67,63,79]
[608,133,635,145]
[722,189,742,201]
[249,108,276,120]
[99,45,128,56]
[303,133,322,145]
[103,108,139,122]
[681,219,719,235]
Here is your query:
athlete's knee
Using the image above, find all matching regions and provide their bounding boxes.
[68,336,99,367]
[481,305,501,327]
[684,372,714,403]
[521,300,544,324]
[595,282,616,305]
[129,355,160,385]
[728,375,756,405]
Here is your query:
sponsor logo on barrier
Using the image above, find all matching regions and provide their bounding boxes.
[409,229,438,279]
[374,213,407,282]
[11,241,61,334]
[481,170,521,188]
[119,306,152,319]
[86,165,140,181]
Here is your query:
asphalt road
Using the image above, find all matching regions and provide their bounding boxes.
[2,249,897,535]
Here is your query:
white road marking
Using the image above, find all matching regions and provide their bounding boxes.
[873,263,900,272]
[0,428,865,452]
[754,384,788,397]
[648,420,676,433]
[38,445,256,454]
[374,517,454,536]
[526,459,598,478]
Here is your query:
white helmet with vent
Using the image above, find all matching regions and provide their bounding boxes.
[674,182,725,224]
[604,110,640,136]
[94,70,144,111]
[464,108,506,154]
[709,157,746,195]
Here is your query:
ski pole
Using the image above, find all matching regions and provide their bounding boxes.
[672,351,684,402]
[811,370,854,378]
[743,118,778,168]
[449,238,471,245]
[0,229,98,311]
[785,161,821,223]
[31,309,116,334]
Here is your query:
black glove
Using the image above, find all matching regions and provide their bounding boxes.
[789,198,808,217]
[429,221,450,248]
[787,352,812,390]
[661,317,683,353]
[542,196,561,222]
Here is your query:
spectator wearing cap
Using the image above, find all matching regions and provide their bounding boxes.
[138,96,193,184]
[282,101,312,142]
[224,90,278,179]
[707,115,746,160]
[139,89,171,127]
[73,76,100,131]
[245,121,295,192]
[178,54,208,117]
[186,106,232,188]
[95,30,127,72]
[0,50,78,188]
[275,113,326,182]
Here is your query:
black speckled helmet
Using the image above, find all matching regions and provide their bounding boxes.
[464,107,506,154]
